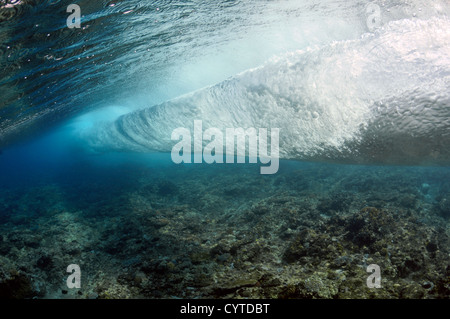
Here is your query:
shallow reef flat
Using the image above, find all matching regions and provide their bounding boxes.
[0,161,449,299]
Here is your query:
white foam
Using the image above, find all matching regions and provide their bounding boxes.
[81,17,450,165]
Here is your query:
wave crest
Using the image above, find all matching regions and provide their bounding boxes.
[83,17,450,165]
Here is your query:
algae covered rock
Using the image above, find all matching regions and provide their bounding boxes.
[344,207,394,251]
[0,268,35,299]
[283,228,333,263]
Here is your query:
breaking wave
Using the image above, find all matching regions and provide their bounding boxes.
[83,17,450,165]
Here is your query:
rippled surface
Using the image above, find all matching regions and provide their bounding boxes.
[1,0,449,155]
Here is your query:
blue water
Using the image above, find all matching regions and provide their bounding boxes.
[0,0,449,299]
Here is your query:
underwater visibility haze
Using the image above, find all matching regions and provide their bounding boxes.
[0,0,449,299]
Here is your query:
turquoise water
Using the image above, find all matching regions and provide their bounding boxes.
[0,0,449,299]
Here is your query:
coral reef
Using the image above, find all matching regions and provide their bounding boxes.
[0,161,449,299]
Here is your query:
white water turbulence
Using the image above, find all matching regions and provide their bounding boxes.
[82,17,450,165]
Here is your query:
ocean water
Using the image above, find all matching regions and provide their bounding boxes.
[0,0,449,299]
